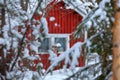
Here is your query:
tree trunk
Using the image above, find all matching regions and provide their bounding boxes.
[0,7,5,31]
[112,0,120,80]
[0,4,7,79]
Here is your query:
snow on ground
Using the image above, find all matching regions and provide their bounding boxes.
[44,73,68,80]
[44,68,80,80]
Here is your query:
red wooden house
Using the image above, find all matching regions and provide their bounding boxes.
[34,1,85,70]
[0,1,84,71]
[0,1,84,74]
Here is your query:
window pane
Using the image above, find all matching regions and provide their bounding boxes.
[55,38,66,52]
[39,38,50,52]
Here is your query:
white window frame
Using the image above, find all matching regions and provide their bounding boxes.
[39,34,70,54]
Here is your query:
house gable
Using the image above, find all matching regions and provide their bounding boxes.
[46,1,83,34]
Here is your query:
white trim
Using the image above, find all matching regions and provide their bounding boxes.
[48,34,70,52]
[39,34,70,54]
[46,34,70,38]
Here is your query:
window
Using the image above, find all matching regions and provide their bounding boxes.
[39,34,70,53]
[55,38,66,52]
[39,38,50,52]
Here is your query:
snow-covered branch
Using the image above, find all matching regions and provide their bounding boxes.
[46,30,104,75]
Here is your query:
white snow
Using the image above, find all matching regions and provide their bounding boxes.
[41,17,48,35]
[5,39,11,50]
[23,48,29,58]
[47,42,83,73]
[108,55,112,60]
[86,21,92,29]
[64,0,98,19]
[48,50,57,63]
[99,0,110,9]
[0,0,3,4]
[86,53,100,65]
[3,31,9,39]
[40,0,53,9]
[30,43,38,53]
[11,30,23,39]
[44,62,101,80]
[12,38,18,48]
[49,17,55,21]
[0,38,5,44]
[44,68,80,80]
[118,0,120,7]
[93,8,103,18]
[84,30,88,41]
[29,41,41,54]
[54,23,58,27]
[32,29,39,35]
[27,0,39,19]
[45,74,67,80]
[23,71,33,80]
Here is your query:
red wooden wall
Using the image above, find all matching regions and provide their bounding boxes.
[47,2,82,34]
